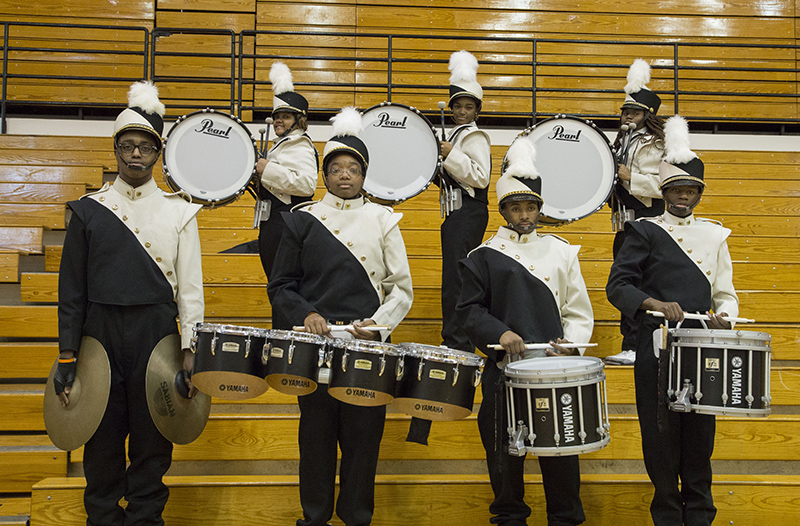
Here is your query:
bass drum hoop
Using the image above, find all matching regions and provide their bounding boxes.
[508,115,615,226]
[360,102,441,204]
[163,109,258,208]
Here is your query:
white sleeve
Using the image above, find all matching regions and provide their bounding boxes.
[260,137,318,197]
[370,213,414,341]
[560,245,594,354]
[443,130,491,190]
[628,142,664,200]
[176,207,205,350]
[711,235,739,319]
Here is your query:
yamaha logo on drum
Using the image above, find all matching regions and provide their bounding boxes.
[547,125,582,142]
[373,112,408,129]
[194,119,232,139]
[414,402,444,414]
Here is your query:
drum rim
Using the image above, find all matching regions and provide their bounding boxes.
[359,101,441,204]
[194,323,267,337]
[333,338,402,356]
[504,356,604,378]
[520,435,610,457]
[669,327,772,343]
[399,342,484,366]
[267,329,327,345]
[163,108,258,207]
[510,114,615,225]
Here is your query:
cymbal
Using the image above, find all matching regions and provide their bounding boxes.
[43,337,111,452]
[146,334,211,445]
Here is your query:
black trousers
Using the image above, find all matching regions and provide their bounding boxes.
[258,200,293,280]
[478,363,585,526]
[440,193,488,351]
[613,230,637,351]
[296,385,386,526]
[635,322,716,526]
[81,302,178,526]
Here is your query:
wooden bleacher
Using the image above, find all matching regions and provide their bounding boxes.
[0,131,798,524]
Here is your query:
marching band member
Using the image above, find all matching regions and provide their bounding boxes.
[267,107,413,526]
[606,59,667,366]
[256,61,319,279]
[56,82,204,525]
[606,115,739,526]
[457,138,593,526]
[439,49,492,353]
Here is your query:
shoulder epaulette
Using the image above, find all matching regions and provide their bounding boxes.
[163,188,193,203]
[291,200,318,212]
[542,233,569,244]
[79,182,111,199]
[696,216,723,227]
[364,197,394,213]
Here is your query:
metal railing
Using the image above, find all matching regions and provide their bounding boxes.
[1,22,799,132]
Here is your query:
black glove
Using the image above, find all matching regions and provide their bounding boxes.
[54,358,77,395]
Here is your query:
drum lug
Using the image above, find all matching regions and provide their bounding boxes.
[396,356,405,380]
[745,394,754,407]
[262,342,270,365]
[474,367,483,387]
[325,349,333,369]
[190,335,198,354]
[288,341,295,365]
[452,363,459,387]
[318,347,326,368]
[245,335,251,359]
[211,331,218,356]
[417,358,425,381]
[579,430,587,444]
[341,350,349,372]
[670,379,695,412]
[508,423,528,457]
[379,354,386,377]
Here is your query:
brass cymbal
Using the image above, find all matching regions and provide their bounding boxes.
[43,336,111,452]
[146,334,211,445]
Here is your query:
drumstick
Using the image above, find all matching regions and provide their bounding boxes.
[292,325,390,332]
[487,343,597,351]
[437,100,447,141]
[646,310,755,324]
[261,117,273,158]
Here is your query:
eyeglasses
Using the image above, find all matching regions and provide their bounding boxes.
[327,166,363,177]
[116,142,158,155]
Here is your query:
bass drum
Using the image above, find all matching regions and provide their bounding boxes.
[163,109,258,208]
[507,115,616,226]
[360,102,441,203]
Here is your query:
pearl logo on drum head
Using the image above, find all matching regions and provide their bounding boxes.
[547,125,582,143]
[373,112,408,129]
[193,119,232,139]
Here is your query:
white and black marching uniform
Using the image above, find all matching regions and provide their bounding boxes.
[58,177,204,525]
[441,121,491,351]
[612,130,665,350]
[258,129,318,278]
[457,227,593,526]
[606,212,738,526]
[267,191,413,526]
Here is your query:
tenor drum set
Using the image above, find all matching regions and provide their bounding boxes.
[190,323,486,421]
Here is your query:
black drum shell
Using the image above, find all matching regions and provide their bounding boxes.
[394,355,477,421]
[264,335,325,395]
[192,329,268,400]
[328,344,400,407]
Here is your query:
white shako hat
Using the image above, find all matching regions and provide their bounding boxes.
[658,115,705,190]
[270,61,308,116]
[622,59,661,114]
[448,50,483,108]
[113,81,165,148]
[496,137,543,208]
[322,106,369,175]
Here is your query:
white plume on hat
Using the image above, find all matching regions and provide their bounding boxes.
[624,59,651,95]
[127,81,164,116]
[330,106,362,137]
[449,50,479,85]
[504,137,539,179]
[663,115,696,164]
[269,61,294,96]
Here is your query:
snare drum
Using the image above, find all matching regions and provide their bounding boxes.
[666,328,772,417]
[191,324,268,400]
[360,103,441,203]
[394,343,484,421]
[163,109,258,208]
[264,330,327,396]
[328,339,404,406]
[504,356,610,457]
[508,115,616,226]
